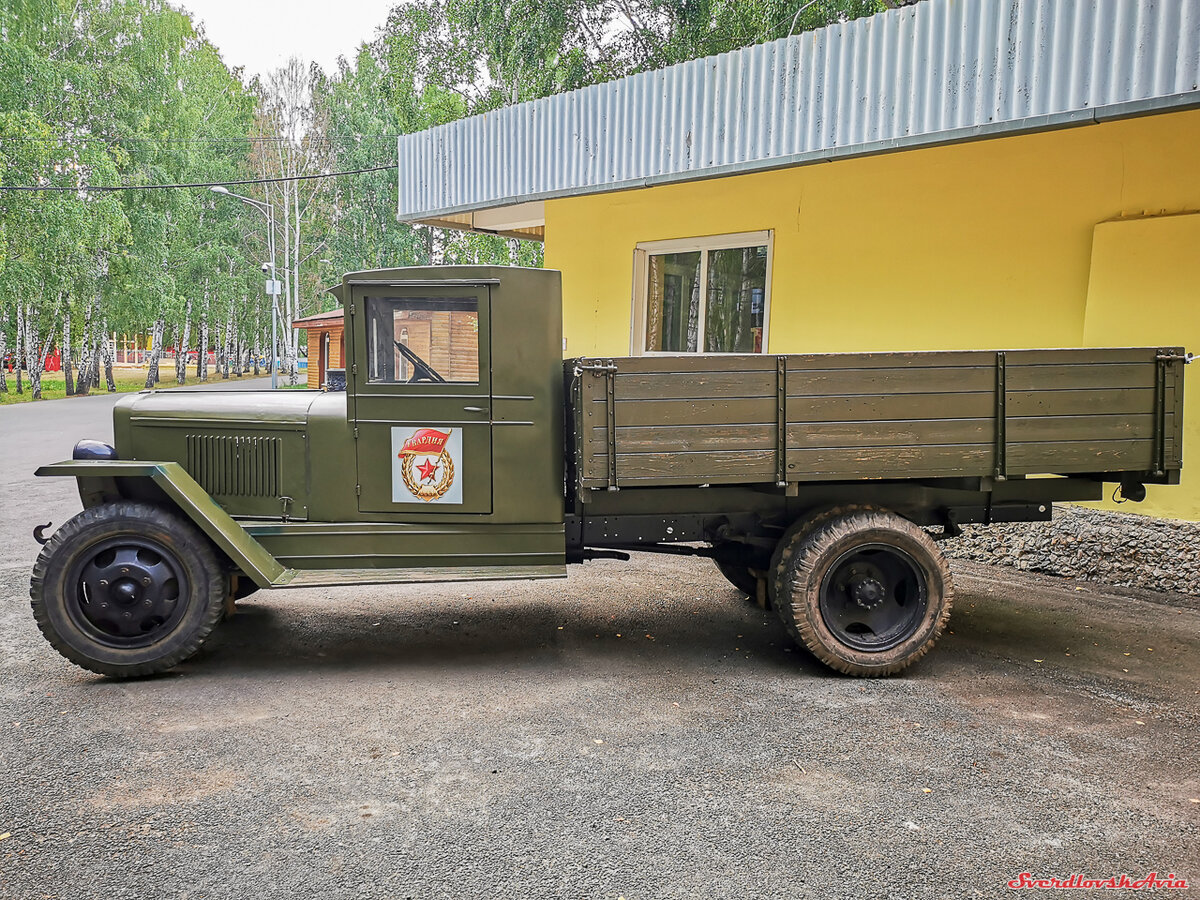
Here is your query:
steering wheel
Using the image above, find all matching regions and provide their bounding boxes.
[394,340,447,384]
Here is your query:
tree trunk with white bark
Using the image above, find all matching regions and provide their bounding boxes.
[14,302,24,394]
[144,317,165,389]
[25,302,52,400]
[101,325,116,392]
[62,314,75,396]
[0,311,8,394]
[175,294,193,385]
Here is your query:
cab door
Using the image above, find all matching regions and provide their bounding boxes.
[350,281,492,514]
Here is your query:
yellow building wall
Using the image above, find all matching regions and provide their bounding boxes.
[1082,213,1200,520]
[543,107,1200,517]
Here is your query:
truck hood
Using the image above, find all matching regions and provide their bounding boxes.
[106,388,328,521]
[112,389,323,467]
[114,389,319,432]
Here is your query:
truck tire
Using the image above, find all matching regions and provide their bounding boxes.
[767,504,874,612]
[30,502,226,678]
[773,508,953,677]
[712,551,772,608]
[712,558,759,597]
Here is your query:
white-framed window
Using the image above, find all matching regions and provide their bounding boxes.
[631,230,773,355]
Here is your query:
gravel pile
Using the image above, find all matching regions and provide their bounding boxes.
[942,504,1200,597]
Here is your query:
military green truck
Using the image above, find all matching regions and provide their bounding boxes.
[29,267,1187,678]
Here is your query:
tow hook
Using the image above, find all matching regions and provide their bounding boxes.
[33,522,53,545]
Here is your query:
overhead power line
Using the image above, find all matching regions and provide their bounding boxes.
[0,164,396,192]
[0,134,404,145]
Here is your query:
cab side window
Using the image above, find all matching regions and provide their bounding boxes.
[365,296,480,384]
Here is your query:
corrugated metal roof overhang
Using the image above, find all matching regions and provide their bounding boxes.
[415,203,546,242]
[397,0,1200,228]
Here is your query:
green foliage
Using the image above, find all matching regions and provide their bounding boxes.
[308,0,883,281]
[0,0,885,394]
[613,0,887,72]
[0,0,260,381]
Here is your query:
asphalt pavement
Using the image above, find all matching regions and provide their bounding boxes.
[1,382,1198,899]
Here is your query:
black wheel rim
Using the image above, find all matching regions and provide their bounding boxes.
[65,536,190,649]
[817,542,928,652]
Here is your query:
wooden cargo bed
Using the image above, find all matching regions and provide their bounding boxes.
[569,348,1185,490]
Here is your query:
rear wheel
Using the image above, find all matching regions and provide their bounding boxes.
[30,502,226,677]
[773,508,953,677]
[712,557,758,596]
[768,505,873,611]
[711,551,771,609]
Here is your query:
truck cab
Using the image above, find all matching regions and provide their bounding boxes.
[244,266,568,574]
[62,267,569,581]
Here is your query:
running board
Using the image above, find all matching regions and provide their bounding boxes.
[273,564,567,589]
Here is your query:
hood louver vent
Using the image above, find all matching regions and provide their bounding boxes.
[186,434,281,497]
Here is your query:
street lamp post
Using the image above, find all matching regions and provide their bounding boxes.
[211,185,281,390]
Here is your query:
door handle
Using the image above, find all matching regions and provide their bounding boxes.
[463,406,487,413]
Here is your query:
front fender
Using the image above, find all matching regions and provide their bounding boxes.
[35,460,285,588]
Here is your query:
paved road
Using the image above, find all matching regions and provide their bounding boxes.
[1,385,1198,899]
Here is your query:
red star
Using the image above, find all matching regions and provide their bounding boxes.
[416,457,439,482]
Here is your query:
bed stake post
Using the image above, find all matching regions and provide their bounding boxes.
[994,351,1007,481]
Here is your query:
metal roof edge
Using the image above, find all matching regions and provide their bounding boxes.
[398,92,1200,224]
[396,0,1200,224]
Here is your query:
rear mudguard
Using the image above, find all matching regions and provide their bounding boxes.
[35,460,285,588]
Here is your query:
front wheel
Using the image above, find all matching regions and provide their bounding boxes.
[773,508,953,677]
[30,502,227,677]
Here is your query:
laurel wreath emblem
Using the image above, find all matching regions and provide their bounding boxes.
[400,450,455,502]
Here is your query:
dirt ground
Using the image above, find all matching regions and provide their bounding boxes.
[1,386,1197,899]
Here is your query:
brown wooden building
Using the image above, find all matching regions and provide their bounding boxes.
[293,309,345,389]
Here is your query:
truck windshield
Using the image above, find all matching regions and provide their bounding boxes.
[365,296,480,384]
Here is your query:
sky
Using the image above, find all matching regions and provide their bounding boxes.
[178,0,397,81]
